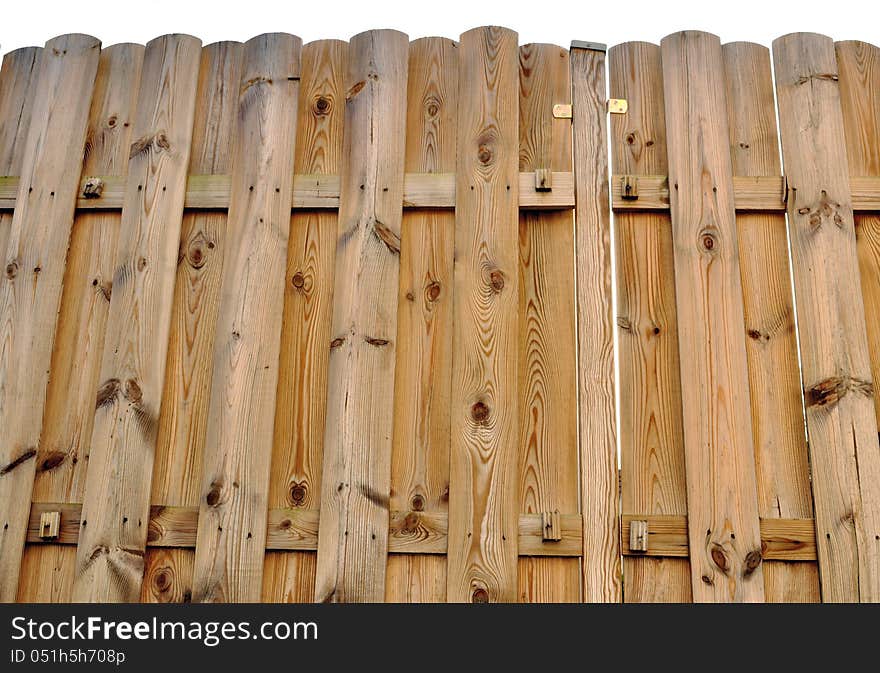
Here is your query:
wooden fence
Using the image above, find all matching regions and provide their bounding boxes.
[0,27,879,603]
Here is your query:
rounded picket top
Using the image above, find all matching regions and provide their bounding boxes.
[349,28,409,45]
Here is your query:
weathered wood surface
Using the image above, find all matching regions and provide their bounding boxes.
[18,43,144,603]
[517,42,579,603]
[191,33,301,603]
[662,31,764,602]
[774,32,880,602]
[447,26,520,604]
[610,41,691,603]
[0,34,101,602]
[386,36,457,603]
[722,41,820,602]
[315,30,408,603]
[262,39,347,604]
[72,34,201,603]
[141,41,242,604]
[570,43,620,603]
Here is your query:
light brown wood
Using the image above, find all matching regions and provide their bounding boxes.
[386,36,457,603]
[571,43,621,603]
[610,41,691,603]
[141,41,243,604]
[315,29,408,603]
[262,39,348,603]
[17,43,144,604]
[72,34,202,603]
[517,42,580,603]
[447,26,520,604]
[0,34,101,602]
[191,33,301,603]
[620,514,817,561]
[662,31,764,602]
[774,32,880,602]
[722,41,820,602]
[611,174,786,212]
[0,47,41,264]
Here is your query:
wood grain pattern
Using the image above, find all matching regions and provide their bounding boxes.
[0,34,100,602]
[141,41,243,604]
[609,41,691,603]
[722,41,819,602]
[262,39,347,603]
[447,26,520,604]
[72,34,201,603]
[775,33,880,602]
[191,33,301,603]
[517,42,579,603]
[314,29,408,603]
[661,31,764,602]
[386,36,457,603]
[571,44,621,603]
[0,47,41,264]
[18,43,144,603]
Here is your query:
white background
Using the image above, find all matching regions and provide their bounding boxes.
[1,0,877,52]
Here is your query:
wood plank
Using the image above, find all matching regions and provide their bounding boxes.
[72,34,201,603]
[571,43,621,602]
[837,40,880,520]
[611,174,786,212]
[722,41,820,602]
[386,36,457,603]
[262,39,348,603]
[446,26,520,604]
[191,33,301,603]
[0,33,101,602]
[18,43,144,603]
[661,31,764,602]
[620,514,817,561]
[516,42,579,603]
[314,29,408,603]
[140,41,243,604]
[774,32,880,602]
[0,47,41,264]
[609,41,691,603]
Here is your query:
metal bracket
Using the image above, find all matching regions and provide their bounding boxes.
[621,175,639,200]
[552,104,572,119]
[629,520,648,553]
[39,511,61,540]
[570,40,607,53]
[608,98,628,114]
[542,511,562,542]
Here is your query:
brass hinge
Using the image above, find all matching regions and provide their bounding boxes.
[553,104,572,119]
[608,98,628,114]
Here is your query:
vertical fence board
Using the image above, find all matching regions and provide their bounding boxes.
[722,41,820,602]
[262,39,347,603]
[838,41,880,447]
[571,43,621,603]
[73,34,201,603]
[141,41,242,604]
[0,34,100,602]
[516,43,579,602]
[610,42,691,602]
[661,31,764,602]
[775,32,880,602]
[315,29,408,603]
[0,47,41,264]
[385,36,457,603]
[447,26,520,604]
[18,43,144,602]
[192,33,301,603]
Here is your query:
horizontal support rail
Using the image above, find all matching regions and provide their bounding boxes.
[611,174,880,212]
[26,502,816,561]
[0,172,576,211]
[620,514,816,562]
